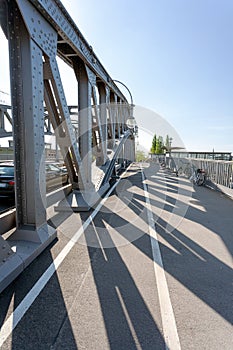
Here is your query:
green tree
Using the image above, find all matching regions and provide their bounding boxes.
[150,134,157,154]
[155,136,164,154]
[136,150,147,162]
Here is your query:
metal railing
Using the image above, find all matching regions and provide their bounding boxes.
[166,156,233,189]
[190,158,233,189]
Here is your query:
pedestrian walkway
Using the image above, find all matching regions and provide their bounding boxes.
[0,162,232,350]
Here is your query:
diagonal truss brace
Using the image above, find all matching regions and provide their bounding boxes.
[43,57,87,190]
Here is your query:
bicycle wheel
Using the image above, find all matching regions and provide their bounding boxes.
[196,175,204,186]
[184,166,192,178]
[177,167,183,175]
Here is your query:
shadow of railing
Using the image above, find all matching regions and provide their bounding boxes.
[81,160,233,350]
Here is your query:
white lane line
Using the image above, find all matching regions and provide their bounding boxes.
[0,166,131,347]
[141,168,181,350]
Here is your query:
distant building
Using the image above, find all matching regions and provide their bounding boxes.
[0,146,13,161]
[149,153,166,162]
[170,151,232,161]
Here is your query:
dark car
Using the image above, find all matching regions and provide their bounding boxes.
[45,163,69,189]
[0,162,69,199]
[0,163,15,199]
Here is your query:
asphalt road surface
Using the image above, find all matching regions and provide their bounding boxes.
[0,163,233,350]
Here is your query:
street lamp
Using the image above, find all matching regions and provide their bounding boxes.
[113,79,137,132]
[169,137,173,153]
[113,80,134,106]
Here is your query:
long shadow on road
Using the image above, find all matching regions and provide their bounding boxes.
[83,161,233,349]
[1,161,232,349]
[0,238,78,350]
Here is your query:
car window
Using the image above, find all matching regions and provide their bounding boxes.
[50,165,60,171]
[46,164,60,172]
[0,166,14,176]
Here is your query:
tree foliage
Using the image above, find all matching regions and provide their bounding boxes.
[151,133,172,154]
[155,136,164,154]
[136,150,147,162]
[150,134,157,154]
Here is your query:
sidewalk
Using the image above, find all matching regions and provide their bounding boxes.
[0,162,232,350]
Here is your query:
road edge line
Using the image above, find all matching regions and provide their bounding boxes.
[141,166,181,350]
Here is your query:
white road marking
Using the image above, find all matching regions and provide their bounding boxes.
[0,166,130,347]
[141,168,181,350]
[1,163,181,349]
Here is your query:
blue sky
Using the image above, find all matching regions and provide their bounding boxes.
[60,0,233,153]
[1,0,233,152]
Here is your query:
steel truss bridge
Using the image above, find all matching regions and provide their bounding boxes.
[0,0,136,292]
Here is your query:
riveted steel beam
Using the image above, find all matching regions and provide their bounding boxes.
[8,3,46,228]
[43,77,78,185]
[97,82,108,165]
[109,92,116,148]
[0,0,136,293]
[44,56,87,189]
[27,0,128,102]
[92,85,106,165]
[72,59,93,189]
[0,0,56,294]
[0,0,8,38]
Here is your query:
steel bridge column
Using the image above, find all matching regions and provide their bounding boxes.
[116,96,121,139]
[121,102,125,133]
[91,85,106,165]
[0,0,58,293]
[117,98,123,137]
[109,91,116,149]
[9,11,45,228]
[112,93,118,144]
[98,82,108,164]
[6,2,55,240]
[105,87,113,149]
[0,108,4,129]
[121,103,126,133]
[132,137,136,162]
[123,103,130,132]
[129,136,136,162]
[117,99,124,167]
[124,138,130,165]
[124,136,135,165]
[77,61,93,189]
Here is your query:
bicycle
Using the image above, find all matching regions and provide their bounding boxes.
[176,164,193,178]
[191,168,206,186]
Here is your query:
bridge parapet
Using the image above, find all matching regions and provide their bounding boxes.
[166,156,233,197]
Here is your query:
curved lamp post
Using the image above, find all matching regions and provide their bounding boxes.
[113,79,137,132]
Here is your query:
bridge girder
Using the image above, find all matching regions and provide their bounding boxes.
[0,0,136,293]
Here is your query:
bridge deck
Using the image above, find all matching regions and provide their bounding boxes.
[0,162,232,350]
